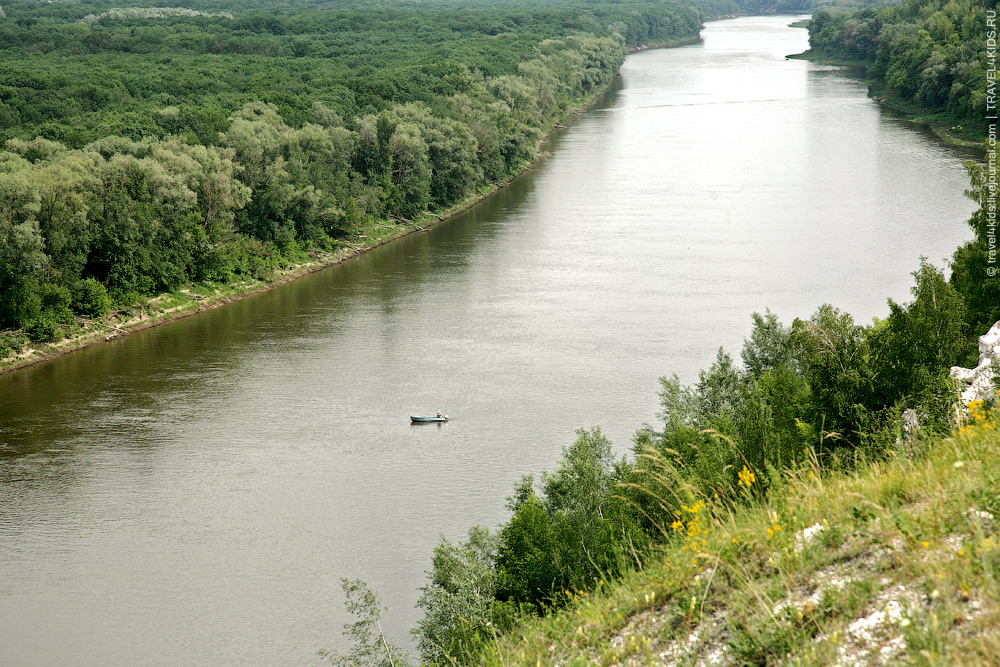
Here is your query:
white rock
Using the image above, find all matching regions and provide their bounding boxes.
[980,320,1000,358]
[793,522,825,552]
[951,365,977,382]
[951,320,1000,403]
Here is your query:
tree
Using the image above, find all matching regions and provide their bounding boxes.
[318,579,411,667]
[0,169,45,327]
[496,427,638,607]
[741,309,796,378]
[951,161,1000,333]
[791,305,872,441]
[414,527,508,666]
[871,259,972,405]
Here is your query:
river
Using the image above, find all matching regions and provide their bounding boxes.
[0,15,977,666]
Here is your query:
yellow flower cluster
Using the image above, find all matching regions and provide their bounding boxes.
[766,522,783,540]
[959,395,998,435]
[737,465,756,488]
[672,499,708,555]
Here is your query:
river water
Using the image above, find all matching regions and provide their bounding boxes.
[0,16,977,666]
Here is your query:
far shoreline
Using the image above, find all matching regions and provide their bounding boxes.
[0,34,700,379]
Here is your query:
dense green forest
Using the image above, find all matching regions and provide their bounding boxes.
[733,0,899,15]
[807,0,989,132]
[0,0,714,355]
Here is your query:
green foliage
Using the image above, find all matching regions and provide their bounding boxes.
[0,329,26,359]
[742,309,796,378]
[413,427,647,664]
[318,578,411,667]
[24,314,63,342]
[870,259,973,406]
[951,161,1000,334]
[495,427,641,608]
[415,527,521,667]
[38,282,75,326]
[493,476,559,606]
[807,0,986,131]
[791,304,872,439]
[641,328,814,499]
[71,278,111,318]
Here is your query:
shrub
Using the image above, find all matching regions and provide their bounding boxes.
[39,282,72,310]
[38,282,76,326]
[0,330,27,358]
[72,278,112,318]
[24,315,64,343]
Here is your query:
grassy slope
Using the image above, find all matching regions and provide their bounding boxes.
[480,410,1000,666]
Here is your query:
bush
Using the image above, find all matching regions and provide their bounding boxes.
[496,427,641,607]
[38,282,76,326]
[24,315,64,343]
[0,330,27,358]
[72,278,112,318]
[415,527,518,666]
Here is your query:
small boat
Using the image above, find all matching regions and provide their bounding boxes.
[411,415,448,423]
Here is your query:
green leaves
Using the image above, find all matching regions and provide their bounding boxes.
[319,579,411,667]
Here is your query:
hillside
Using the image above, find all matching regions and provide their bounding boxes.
[477,404,1000,666]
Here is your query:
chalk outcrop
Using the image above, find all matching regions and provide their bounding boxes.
[950,320,1000,403]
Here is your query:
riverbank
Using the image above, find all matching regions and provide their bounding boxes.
[789,50,983,149]
[0,45,646,378]
[627,34,704,54]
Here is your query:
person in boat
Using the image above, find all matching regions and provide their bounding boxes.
[436,411,443,418]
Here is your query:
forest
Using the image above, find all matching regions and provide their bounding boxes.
[0,0,713,355]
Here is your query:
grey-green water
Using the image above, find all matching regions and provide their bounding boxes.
[0,16,977,666]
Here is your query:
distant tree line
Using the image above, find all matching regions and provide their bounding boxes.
[732,0,899,15]
[0,0,710,353]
